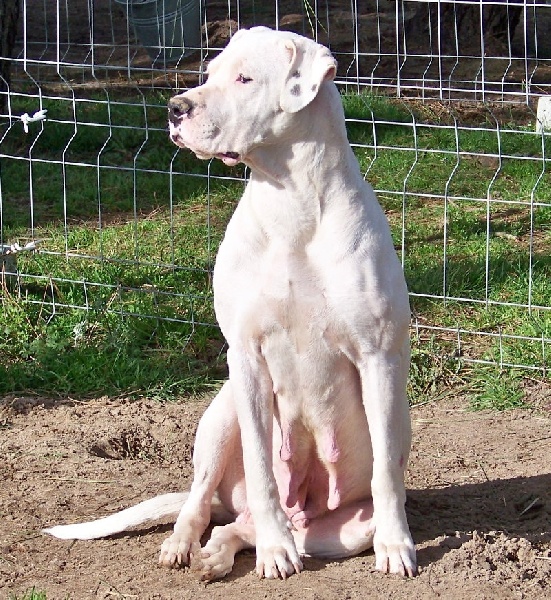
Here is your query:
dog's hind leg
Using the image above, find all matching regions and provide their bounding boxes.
[192,499,376,581]
[159,381,241,568]
[293,500,375,560]
[191,522,256,580]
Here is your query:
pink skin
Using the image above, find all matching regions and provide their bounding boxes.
[178,382,378,576]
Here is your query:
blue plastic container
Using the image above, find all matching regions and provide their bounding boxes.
[115,0,201,65]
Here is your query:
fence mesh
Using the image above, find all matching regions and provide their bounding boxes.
[1,0,550,387]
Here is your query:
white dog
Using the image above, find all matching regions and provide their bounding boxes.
[44,27,416,580]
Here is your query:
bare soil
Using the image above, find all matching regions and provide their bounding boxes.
[1,394,550,600]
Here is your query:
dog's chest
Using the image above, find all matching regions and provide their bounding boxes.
[254,246,351,391]
[214,215,359,398]
[264,243,334,324]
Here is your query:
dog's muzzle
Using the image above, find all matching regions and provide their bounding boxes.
[167,95,240,165]
[168,97,193,124]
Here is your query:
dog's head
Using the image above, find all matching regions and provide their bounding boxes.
[168,27,337,166]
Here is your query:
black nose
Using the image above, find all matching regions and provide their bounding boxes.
[168,96,194,123]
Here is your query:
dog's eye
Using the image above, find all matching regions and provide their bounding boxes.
[237,73,253,84]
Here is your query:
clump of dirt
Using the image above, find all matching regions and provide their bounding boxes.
[88,426,165,461]
[0,394,550,600]
[437,531,550,589]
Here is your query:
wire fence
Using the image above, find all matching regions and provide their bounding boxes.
[1,0,550,381]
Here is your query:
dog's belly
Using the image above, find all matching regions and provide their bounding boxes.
[259,290,373,523]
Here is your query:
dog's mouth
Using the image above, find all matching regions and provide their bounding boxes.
[217,152,240,166]
[169,126,241,166]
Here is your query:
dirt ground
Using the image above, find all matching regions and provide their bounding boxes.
[1,394,549,600]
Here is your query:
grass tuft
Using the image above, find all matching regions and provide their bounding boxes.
[9,589,48,600]
[469,367,528,411]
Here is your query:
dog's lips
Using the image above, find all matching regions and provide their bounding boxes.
[169,121,240,165]
[169,131,186,147]
[217,152,241,166]
[169,131,240,165]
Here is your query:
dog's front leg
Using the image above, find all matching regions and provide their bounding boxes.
[227,346,303,579]
[359,345,417,577]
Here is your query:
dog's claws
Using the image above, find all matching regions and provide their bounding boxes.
[159,536,200,569]
[255,556,302,580]
[375,549,417,578]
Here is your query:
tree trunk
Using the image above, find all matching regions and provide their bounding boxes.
[405,1,522,55]
[0,0,21,114]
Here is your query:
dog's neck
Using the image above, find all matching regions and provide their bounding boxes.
[245,83,359,195]
[241,83,370,245]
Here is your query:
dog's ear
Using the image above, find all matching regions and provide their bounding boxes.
[280,38,337,114]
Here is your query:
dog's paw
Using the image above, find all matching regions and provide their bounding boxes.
[373,535,417,578]
[255,536,303,579]
[190,541,236,581]
[159,534,200,568]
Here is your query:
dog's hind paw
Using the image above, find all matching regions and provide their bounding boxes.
[159,534,200,568]
[190,542,236,581]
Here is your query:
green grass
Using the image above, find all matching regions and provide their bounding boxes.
[8,590,48,600]
[469,367,528,411]
[0,195,233,398]
[1,91,550,408]
[345,93,551,409]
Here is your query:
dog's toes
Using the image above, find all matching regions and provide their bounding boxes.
[377,556,390,574]
[374,540,417,578]
[256,546,303,579]
[191,543,235,581]
[159,535,200,568]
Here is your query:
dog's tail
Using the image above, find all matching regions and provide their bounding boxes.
[42,492,189,540]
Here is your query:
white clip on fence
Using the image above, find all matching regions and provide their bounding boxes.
[20,109,48,134]
[1,241,40,256]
